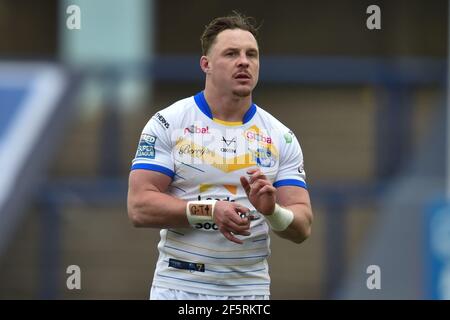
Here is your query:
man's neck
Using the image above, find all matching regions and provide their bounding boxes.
[203,88,252,123]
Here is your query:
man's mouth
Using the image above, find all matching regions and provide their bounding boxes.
[234,72,251,79]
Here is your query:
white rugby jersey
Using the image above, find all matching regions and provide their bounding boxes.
[131,91,307,296]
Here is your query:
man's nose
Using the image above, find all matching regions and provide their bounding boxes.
[237,53,250,67]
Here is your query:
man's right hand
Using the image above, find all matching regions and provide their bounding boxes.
[213,201,251,244]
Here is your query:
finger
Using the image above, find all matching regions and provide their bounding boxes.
[224,208,252,229]
[256,184,277,197]
[235,206,252,221]
[240,176,251,195]
[236,211,254,224]
[249,171,268,184]
[234,204,250,214]
[222,230,244,244]
[250,180,271,197]
[226,225,251,236]
[226,215,251,229]
[246,168,260,175]
[232,219,251,231]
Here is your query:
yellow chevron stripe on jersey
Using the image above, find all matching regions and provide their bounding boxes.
[175,138,257,172]
[223,185,237,194]
[199,184,214,193]
[199,184,238,194]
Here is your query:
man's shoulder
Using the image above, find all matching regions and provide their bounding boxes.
[140,95,195,134]
[255,104,290,132]
[150,95,196,128]
[157,95,195,117]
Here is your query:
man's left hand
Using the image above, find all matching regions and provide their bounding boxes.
[240,168,276,215]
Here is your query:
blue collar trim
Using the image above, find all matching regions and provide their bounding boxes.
[193,91,257,124]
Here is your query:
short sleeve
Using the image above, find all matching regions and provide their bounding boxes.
[273,131,307,189]
[130,111,175,179]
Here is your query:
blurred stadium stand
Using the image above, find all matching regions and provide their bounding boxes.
[0,0,447,299]
[0,62,78,257]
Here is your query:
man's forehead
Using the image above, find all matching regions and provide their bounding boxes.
[212,29,258,51]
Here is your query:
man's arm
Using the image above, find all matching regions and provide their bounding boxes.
[274,185,313,244]
[127,169,188,228]
[128,169,252,244]
[240,168,313,244]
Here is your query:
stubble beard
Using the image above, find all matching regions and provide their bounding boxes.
[232,87,252,98]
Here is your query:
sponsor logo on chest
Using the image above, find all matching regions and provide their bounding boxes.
[184,125,210,134]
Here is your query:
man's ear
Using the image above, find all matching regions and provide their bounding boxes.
[200,56,210,74]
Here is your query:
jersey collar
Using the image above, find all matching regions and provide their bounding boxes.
[194,91,257,124]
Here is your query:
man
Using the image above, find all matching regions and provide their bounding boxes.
[127,12,313,300]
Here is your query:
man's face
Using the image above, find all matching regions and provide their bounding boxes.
[204,28,259,98]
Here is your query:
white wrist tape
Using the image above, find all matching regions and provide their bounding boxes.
[265,204,294,231]
[186,200,217,226]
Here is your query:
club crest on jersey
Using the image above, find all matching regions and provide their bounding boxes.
[136,134,156,159]
[252,147,276,168]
